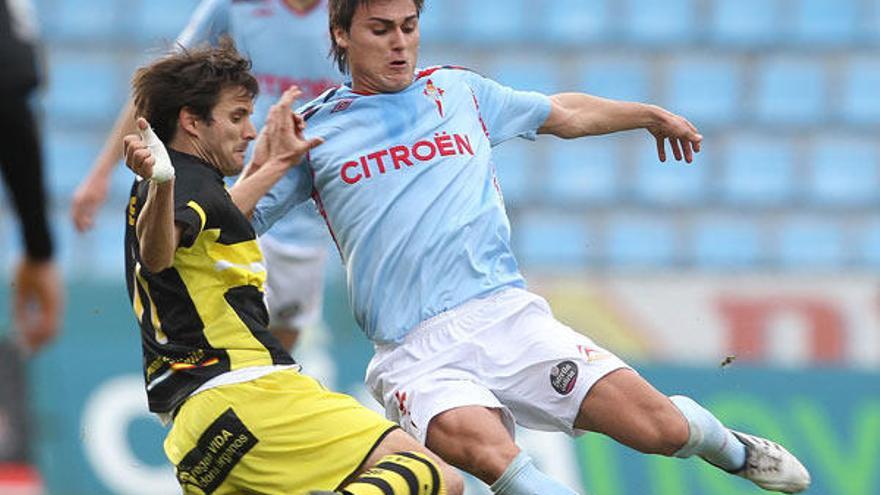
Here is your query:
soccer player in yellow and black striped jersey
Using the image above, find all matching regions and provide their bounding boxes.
[122,40,462,495]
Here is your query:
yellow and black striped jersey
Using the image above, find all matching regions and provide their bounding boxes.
[124,149,294,414]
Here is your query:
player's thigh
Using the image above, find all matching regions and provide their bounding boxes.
[368,345,515,446]
[485,303,631,435]
[165,369,396,494]
[574,367,687,454]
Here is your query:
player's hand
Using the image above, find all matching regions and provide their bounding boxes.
[261,86,324,168]
[250,116,272,173]
[71,173,110,233]
[123,118,157,179]
[645,105,702,164]
[12,257,63,353]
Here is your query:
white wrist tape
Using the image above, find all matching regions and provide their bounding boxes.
[139,124,175,183]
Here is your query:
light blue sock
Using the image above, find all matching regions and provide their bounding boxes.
[669,395,746,472]
[490,451,578,495]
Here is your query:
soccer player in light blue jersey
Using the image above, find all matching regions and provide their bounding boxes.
[128,1,813,494]
[72,0,339,354]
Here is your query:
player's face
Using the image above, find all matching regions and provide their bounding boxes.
[199,86,257,176]
[336,0,420,94]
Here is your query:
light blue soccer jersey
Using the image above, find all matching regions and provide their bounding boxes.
[253,67,552,343]
[177,0,338,248]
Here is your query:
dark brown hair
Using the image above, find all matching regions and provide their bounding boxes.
[131,38,259,143]
[328,0,424,73]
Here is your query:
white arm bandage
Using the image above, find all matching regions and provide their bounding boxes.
[140,124,175,183]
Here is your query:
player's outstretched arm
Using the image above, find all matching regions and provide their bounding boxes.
[71,100,138,232]
[230,86,323,218]
[124,118,181,272]
[538,93,702,163]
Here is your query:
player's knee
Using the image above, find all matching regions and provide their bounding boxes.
[467,443,516,480]
[427,408,517,480]
[343,451,460,495]
[441,464,464,495]
[640,404,689,456]
[428,432,515,481]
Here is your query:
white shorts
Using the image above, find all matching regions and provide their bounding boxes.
[365,287,631,445]
[259,236,328,330]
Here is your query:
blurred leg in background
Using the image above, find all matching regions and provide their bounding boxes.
[0,1,64,493]
[0,337,43,495]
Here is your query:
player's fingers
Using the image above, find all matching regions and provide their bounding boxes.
[141,151,156,171]
[278,110,294,133]
[269,103,293,132]
[124,139,141,166]
[123,141,136,165]
[670,137,683,161]
[123,134,134,155]
[270,87,303,132]
[681,138,694,163]
[293,112,306,129]
[277,85,302,109]
[75,214,94,232]
[306,137,325,151]
[71,200,96,233]
[292,113,307,137]
[264,110,279,136]
[693,137,702,153]
[266,98,291,133]
[123,134,145,158]
[266,101,281,121]
[71,192,86,226]
[689,138,700,157]
[655,135,666,163]
[130,149,155,176]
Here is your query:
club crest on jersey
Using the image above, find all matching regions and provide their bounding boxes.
[331,98,354,113]
[423,79,445,117]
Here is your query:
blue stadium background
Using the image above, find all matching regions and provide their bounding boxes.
[0,0,878,494]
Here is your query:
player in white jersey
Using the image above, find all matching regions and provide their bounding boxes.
[71,0,339,354]
[127,1,812,494]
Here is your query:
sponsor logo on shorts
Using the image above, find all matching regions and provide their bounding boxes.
[550,360,578,395]
[176,408,258,494]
